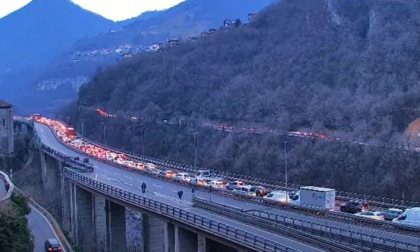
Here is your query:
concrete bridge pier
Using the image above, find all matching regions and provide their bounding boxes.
[107,200,127,252]
[70,184,95,251]
[61,174,71,233]
[69,183,127,252]
[175,225,197,252]
[143,214,166,252]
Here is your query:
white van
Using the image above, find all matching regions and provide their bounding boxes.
[264,190,288,202]
[392,208,420,227]
[196,170,211,178]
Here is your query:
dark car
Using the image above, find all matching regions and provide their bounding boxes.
[340,200,368,214]
[383,208,404,221]
[45,239,62,251]
[250,186,269,197]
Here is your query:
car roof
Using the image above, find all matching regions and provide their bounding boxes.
[388,208,403,212]
[48,239,59,244]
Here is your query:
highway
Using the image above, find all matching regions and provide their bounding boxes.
[35,122,420,248]
[0,179,6,199]
[27,204,65,252]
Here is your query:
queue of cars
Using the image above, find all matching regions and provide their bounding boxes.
[32,115,420,228]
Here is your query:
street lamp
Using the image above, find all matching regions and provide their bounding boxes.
[283,141,290,188]
[102,122,107,145]
[140,124,146,156]
[79,119,85,139]
[190,131,199,169]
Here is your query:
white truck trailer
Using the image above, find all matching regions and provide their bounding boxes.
[299,186,336,210]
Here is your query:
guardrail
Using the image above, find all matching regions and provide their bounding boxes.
[76,132,419,209]
[0,171,14,201]
[63,168,301,252]
[14,187,74,252]
[193,197,420,252]
[32,121,420,237]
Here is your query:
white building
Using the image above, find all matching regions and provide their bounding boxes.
[0,100,13,155]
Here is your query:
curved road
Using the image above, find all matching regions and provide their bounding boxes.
[27,204,65,252]
[0,179,6,199]
[35,122,420,249]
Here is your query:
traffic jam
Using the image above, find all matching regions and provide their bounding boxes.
[31,115,420,228]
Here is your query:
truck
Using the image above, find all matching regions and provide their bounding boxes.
[299,186,336,210]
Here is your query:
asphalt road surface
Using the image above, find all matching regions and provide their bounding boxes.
[35,122,420,248]
[27,204,65,252]
[0,179,6,199]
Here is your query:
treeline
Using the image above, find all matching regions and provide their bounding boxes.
[65,0,420,201]
[0,194,33,251]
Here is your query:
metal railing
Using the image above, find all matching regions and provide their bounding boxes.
[193,198,420,252]
[63,168,301,252]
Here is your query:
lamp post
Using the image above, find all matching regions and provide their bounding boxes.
[79,119,85,139]
[190,131,199,169]
[141,125,145,156]
[102,122,107,145]
[283,141,290,188]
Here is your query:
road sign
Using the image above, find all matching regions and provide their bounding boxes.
[178,191,184,203]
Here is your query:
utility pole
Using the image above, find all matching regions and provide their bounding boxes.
[283,141,290,188]
[190,131,199,169]
[79,119,85,139]
[102,122,107,145]
[141,125,145,156]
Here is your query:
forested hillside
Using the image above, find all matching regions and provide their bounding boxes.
[66,0,420,200]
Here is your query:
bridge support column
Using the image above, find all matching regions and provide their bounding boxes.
[143,214,165,252]
[71,184,95,251]
[40,150,47,185]
[175,225,197,252]
[61,175,71,233]
[93,195,108,251]
[164,222,175,252]
[198,233,207,252]
[107,201,127,252]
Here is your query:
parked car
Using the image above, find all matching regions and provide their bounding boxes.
[340,200,368,214]
[383,208,404,221]
[354,211,384,221]
[250,186,269,197]
[225,181,244,190]
[45,239,62,251]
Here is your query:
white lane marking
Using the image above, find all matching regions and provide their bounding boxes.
[153,184,162,188]
[153,192,192,206]
[124,182,133,187]
[29,204,67,252]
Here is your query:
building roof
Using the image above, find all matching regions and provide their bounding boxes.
[0,100,12,109]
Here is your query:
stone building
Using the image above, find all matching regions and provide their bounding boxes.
[0,100,13,155]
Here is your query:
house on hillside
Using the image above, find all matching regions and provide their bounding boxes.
[248,13,258,22]
[122,53,134,59]
[188,36,199,42]
[167,38,181,46]
[0,100,13,155]
[224,19,241,28]
[208,28,217,34]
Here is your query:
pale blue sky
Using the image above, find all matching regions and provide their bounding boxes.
[0,0,185,21]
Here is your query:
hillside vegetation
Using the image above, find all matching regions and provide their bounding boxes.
[67,0,420,200]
